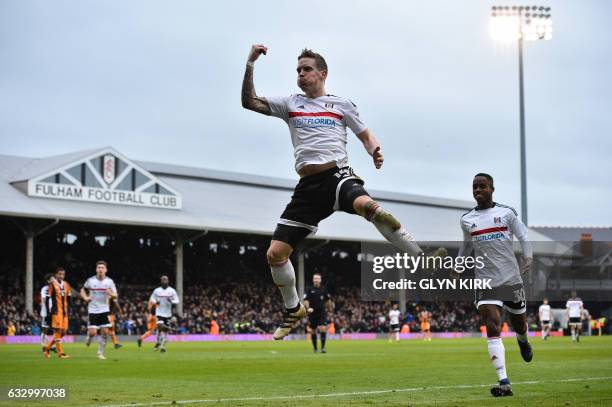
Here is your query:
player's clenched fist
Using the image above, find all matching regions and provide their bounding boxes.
[247,44,268,63]
[373,147,384,169]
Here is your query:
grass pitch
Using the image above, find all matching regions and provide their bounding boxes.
[1,336,611,406]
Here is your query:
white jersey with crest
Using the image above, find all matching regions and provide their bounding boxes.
[458,203,533,287]
[539,304,551,321]
[150,286,179,318]
[84,276,117,314]
[265,94,367,173]
[388,309,401,325]
[40,285,50,317]
[566,297,583,318]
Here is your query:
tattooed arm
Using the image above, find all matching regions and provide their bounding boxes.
[241,44,271,115]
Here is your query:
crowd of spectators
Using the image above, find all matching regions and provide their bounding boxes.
[1,229,546,336]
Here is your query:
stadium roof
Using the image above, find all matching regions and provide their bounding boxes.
[0,147,557,245]
[531,227,612,242]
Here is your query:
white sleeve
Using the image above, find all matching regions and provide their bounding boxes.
[456,219,473,258]
[264,96,290,120]
[84,278,91,289]
[150,290,158,304]
[171,289,180,304]
[343,99,367,135]
[109,280,118,296]
[507,211,533,258]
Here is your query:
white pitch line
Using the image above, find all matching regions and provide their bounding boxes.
[99,376,612,407]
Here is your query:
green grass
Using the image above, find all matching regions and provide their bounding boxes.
[1,336,611,406]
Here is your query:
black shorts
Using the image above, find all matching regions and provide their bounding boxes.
[273,166,369,247]
[541,320,550,325]
[88,312,111,329]
[156,316,171,328]
[390,324,400,332]
[475,283,526,315]
[569,317,581,325]
[308,313,328,329]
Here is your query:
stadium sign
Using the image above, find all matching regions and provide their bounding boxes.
[26,148,182,210]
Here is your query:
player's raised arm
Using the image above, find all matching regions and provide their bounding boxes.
[356,129,384,169]
[241,44,272,115]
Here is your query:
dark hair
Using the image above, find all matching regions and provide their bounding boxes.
[298,49,328,72]
[44,273,53,282]
[55,267,65,274]
[96,260,108,267]
[474,173,494,189]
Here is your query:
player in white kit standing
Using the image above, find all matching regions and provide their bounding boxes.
[566,291,583,342]
[538,298,552,340]
[241,44,445,340]
[150,275,179,353]
[457,173,533,397]
[388,303,401,342]
[80,261,117,360]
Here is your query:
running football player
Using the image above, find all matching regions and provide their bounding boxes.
[80,261,117,360]
[457,173,533,397]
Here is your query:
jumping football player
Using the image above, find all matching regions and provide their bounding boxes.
[149,275,179,353]
[566,291,583,342]
[456,173,533,397]
[304,273,332,353]
[539,298,552,340]
[43,267,71,359]
[80,260,117,360]
[388,303,401,342]
[241,44,445,340]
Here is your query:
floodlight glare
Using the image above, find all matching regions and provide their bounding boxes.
[489,5,553,225]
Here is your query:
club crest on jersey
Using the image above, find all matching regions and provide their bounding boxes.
[494,217,502,224]
[325,103,335,109]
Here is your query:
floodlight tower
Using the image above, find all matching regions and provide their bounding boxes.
[490,5,552,226]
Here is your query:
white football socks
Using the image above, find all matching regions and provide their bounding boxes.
[98,334,107,355]
[487,337,508,381]
[271,260,300,310]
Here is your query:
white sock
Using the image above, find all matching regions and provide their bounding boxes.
[161,332,167,348]
[98,335,106,355]
[487,337,508,381]
[271,260,299,309]
[395,332,400,341]
[41,333,46,346]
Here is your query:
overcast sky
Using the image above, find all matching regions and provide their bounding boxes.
[1,0,610,227]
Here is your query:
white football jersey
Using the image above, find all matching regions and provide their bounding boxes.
[389,309,401,325]
[265,94,367,173]
[84,276,117,314]
[458,203,532,287]
[40,285,49,317]
[566,298,583,318]
[539,304,551,321]
[150,286,179,318]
